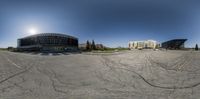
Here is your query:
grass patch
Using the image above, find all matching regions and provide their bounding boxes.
[0,48,7,51]
[91,48,129,53]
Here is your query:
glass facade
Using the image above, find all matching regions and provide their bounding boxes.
[161,39,187,49]
[18,33,78,52]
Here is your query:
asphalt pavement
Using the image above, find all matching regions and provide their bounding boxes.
[0,50,200,99]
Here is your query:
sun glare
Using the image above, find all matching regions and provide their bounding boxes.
[29,28,37,35]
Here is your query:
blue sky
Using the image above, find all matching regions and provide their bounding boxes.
[0,0,200,48]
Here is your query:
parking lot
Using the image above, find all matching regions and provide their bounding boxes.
[0,50,200,99]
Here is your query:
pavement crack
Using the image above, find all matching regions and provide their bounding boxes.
[101,55,200,90]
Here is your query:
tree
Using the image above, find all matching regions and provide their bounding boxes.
[86,40,90,50]
[195,44,199,51]
[92,40,96,50]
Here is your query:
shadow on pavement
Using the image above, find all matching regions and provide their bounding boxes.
[40,52,50,56]
[12,51,82,56]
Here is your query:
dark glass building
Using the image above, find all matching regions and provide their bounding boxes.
[17,33,78,52]
[161,39,187,49]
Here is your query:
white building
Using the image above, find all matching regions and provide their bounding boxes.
[129,40,159,49]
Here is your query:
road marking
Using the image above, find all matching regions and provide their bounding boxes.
[6,57,21,69]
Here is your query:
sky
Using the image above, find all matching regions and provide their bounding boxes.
[0,0,200,48]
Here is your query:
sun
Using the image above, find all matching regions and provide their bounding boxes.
[29,28,37,35]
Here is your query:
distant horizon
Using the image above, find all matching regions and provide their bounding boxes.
[0,0,200,48]
[0,32,193,48]
[0,32,195,48]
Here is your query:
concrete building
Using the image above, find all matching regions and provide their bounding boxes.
[95,44,105,49]
[79,43,87,50]
[17,33,78,52]
[129,40,158,49]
